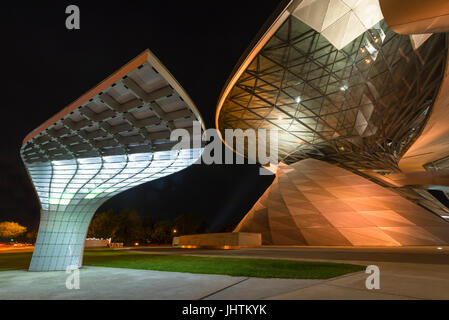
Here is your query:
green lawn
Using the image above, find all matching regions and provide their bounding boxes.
[0,252,32,271]
[0,249,365,279]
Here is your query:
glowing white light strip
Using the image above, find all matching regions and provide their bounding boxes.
[28,148,203,211]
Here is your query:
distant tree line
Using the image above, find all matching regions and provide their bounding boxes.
[0,221,37,243]
[0,211,210,246]
[87,210,208,245]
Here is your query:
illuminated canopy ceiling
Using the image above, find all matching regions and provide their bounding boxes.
[23,50,203,164]
[22,49,205,210]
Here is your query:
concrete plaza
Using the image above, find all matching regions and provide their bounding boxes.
[0,246,448,299]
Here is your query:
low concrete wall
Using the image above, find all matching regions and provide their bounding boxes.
[85,239,109,248]
[174,232,261,249]
[172,237,180,247]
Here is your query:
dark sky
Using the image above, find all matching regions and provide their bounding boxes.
[0,1,281,231]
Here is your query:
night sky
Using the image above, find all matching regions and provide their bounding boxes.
[0,1,282,231]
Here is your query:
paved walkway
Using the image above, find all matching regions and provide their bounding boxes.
[268,261,449,300]
[0,246,448,299]
[0,266,323,300]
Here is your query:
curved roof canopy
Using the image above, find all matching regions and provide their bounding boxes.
[22,49,204,164]
[21,50,205,213]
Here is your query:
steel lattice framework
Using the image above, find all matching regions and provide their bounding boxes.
[218,17,447,173]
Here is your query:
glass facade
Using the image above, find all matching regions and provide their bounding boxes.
[218,17,447,173]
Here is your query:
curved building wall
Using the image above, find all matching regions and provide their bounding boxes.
[379,0,449,35]
[218,1,449,243]
[236,159,449,246]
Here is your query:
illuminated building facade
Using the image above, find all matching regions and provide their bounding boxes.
[236,159,449,245]
[21,1,449,269]
[217,0,449,245]
[21,50,204,271]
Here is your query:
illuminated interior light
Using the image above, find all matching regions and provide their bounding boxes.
[51,160,74,166]
[364,39,378,61]
[49,198,60,204]
[371,23,386,42]
[365,58,371,64]
[295,96,301,103]
[104,163,126,169]
[103,155,127,163]
[90,188,105,194]
[48,198,71,205]
[122,169,141,174]
[77,158,101,164]
[128,153,153,161]
[129,160,152,167]
[278,116,283,120]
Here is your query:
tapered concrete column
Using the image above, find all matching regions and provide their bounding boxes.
[29,210,92,271]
